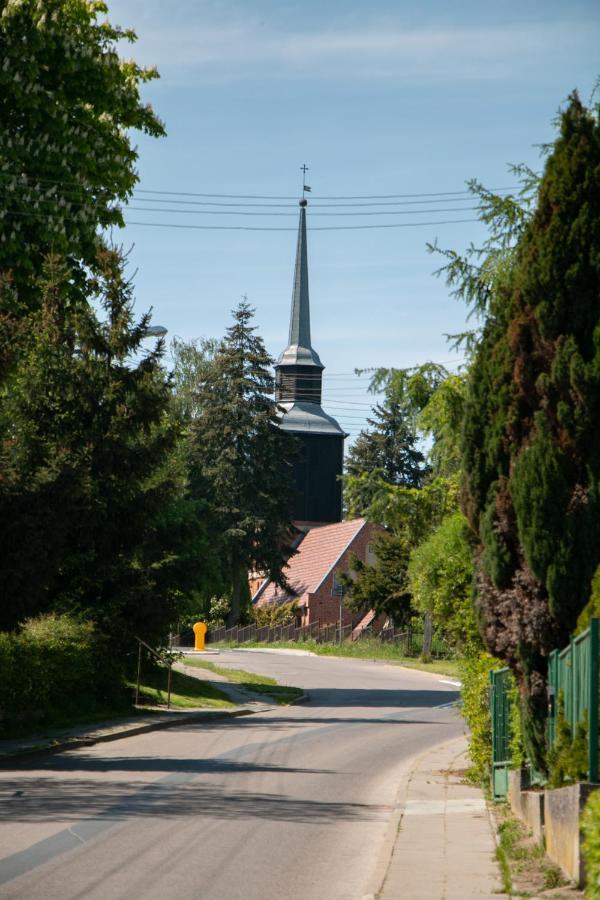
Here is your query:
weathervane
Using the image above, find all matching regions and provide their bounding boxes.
[300,163,311,203]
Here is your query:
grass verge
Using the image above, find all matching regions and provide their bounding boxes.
[494,804,570,897]
[0,668,235,743]
[182,657,304,705]
[131,666,234,710]
[208,639,462,680]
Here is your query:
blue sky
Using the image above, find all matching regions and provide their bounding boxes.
[108,0,599,439]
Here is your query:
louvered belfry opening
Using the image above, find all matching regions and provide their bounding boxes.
[275,365,322,405]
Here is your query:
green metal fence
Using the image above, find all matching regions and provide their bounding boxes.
[547,617,599,783]
[490,666,513,800]
[490,618,600,799]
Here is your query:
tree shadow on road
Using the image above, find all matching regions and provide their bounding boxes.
[0,771,392,825]
[302,687,459,707]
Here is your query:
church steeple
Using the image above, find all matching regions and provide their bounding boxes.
[275,191,346,525]
[276,199,323,381]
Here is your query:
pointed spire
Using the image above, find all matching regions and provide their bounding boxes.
[277,199,323,369]
[289,201,311,348]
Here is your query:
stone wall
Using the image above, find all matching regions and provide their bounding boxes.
[544,783,599,886]
[508,770,544,844]
[509,772,600,887]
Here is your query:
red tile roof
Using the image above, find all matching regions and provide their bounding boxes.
[254,518,367,607]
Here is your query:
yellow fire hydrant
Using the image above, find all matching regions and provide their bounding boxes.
[192,621,207,652]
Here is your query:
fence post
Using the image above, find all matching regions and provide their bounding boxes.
[589,618,599,783]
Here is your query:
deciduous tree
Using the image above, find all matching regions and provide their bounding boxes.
[0,0,164,305]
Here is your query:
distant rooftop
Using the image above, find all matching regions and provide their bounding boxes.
[254,518,368,608]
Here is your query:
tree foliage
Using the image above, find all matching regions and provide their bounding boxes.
[0,250,209,648]
[345,384,427,514]
[0,0,164,304]
[343,364,467,630]
[340,532,412,623]
[190,302,296,627]
[251,599,298,627]
[458,93,600,768]
[345,363,462,519]
[408,512,479,654]
[170,336,219,423]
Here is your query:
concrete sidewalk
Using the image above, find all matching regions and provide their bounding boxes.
[376,735,507,900]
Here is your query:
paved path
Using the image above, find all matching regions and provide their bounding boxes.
[379,736,506,899]
[0,651,501,899]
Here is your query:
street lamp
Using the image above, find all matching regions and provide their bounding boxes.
[332,576,346,645]
[144,325,168,337]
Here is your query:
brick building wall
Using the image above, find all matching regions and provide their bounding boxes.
[299,521,380,626]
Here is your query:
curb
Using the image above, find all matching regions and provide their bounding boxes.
[220,647,317,657]
[0,707,258,767]
[0,688,311,767]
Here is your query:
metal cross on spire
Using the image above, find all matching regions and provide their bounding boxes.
[300,163,311,200]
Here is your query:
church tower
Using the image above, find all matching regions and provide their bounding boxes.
[275,198,346,525]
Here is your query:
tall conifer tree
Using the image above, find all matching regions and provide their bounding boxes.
[345,389,427,515]
[191,302,295,627]
[461,93,600,766]
[0,250,206,647]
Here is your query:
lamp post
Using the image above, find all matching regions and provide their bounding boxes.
[332,577,346,645]
[144,325,168,338]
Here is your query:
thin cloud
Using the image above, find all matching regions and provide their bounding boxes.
[114,13,592,84]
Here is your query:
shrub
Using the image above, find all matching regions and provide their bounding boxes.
[547,694,589,788]
[0,613,125,734]
[509,678,526,770]
[251,600,298,627]
[459,652,500,783]
[582,791,600,898]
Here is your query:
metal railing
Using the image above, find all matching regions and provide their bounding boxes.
[547,618,599,783]
[134,636,179,710]
[489,618,600,796]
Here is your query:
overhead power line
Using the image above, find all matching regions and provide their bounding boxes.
[1,193,482,219]
[0,171,520,202]
[0,210,480,232]
[124,217,481,232]
[1,207,483,231]
[130,195,482,209]
[123,204,481,218]
[134,186,518,201]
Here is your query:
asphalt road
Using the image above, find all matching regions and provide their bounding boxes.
[0,651,463,900]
